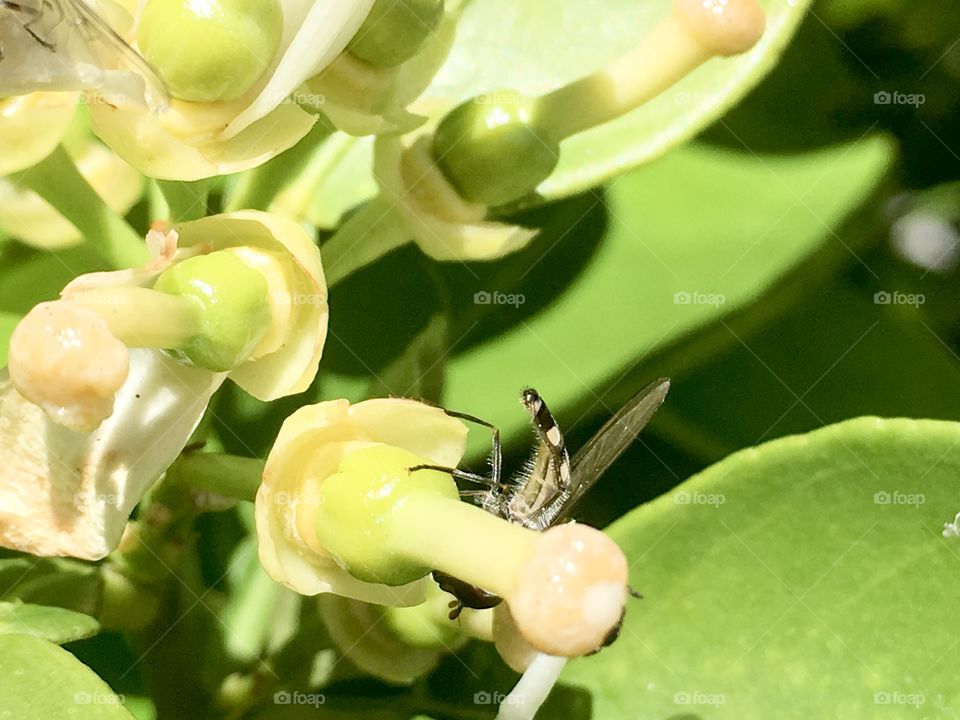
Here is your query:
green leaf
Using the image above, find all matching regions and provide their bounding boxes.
[424,0,812,202]
[0,601,100,644]
[0,310,19,367]
[0,556,102,615]
[365,315,449,403]
[440,137,894,448]
[659,276,960,455]
[0,633,135,719]
[565,417,960,718]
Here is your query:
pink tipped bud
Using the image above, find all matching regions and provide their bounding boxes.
[509,523,629,657]
[673,0,766,56]
[9,301,129,432]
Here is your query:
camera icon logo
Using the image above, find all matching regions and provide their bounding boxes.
[874,91,891,105]
[474,291,492,305]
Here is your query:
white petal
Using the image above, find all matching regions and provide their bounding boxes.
[223,0,375,138]
[495,654,568,720]
[0,349,226,560]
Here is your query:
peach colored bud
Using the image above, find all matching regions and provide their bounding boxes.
[8,301,129,432]
[509,523,629,657]
[673,0,766,56]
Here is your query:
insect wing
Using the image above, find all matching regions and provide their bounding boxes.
[61,0,168,108]
[0,0,167,107]
[554,378,670,523]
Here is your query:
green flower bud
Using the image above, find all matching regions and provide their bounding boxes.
[347,0,444,68]
[137,0,283,103]
[432,91,560,207]
[313,445,460,586]
[153,251,271,372]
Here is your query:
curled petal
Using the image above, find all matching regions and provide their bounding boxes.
[224,0,376,138]
[174,211,328,400]
[0,350,226,560]
[374,133,537,261]
[89,98,317,180]
[256,398,468,604]
[0,93,78,176]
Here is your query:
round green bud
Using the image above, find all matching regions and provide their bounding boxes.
[432,90,560,207]
[347,0,444,68]
[137,0,283,103]
[314,445,460,586]
[153,251,271,372]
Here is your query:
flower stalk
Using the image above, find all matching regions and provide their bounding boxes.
[431,0,766,207]
[13,145,148,268]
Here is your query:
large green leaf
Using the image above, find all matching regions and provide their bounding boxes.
[564,417,960,718]
[0,633,135,719]
[0,601,99,644]
[440,136,893,449]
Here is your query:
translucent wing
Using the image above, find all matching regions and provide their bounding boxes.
[553,378,670,523]
[60,0,168,108]
[0,0,167,108]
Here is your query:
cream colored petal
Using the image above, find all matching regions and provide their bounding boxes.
[256,478,428,605]
[89,97,316,180]
[0,93,78,176]
[0,349,226,560]
[224,0,376,138]
[173,210,327,400]
[374,135,538,261]
[255,398,468,604]
[347,398,468,467]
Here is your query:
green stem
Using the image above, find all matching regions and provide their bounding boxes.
[322,198,412,288]
[172,451,264,503]
[226,120,334,212]
[13,145,148,268]
[156,179,211,222]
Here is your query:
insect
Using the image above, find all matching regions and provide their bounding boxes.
[0,0,167,108]
[416,377,670,643]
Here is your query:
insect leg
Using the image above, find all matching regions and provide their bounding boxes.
[409,463,496,488]
[435,409,503,490]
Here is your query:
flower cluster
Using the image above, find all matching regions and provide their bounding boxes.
[0,0,767,716]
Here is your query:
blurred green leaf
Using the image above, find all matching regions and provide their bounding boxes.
[660,275,960,452]
[0,633,134,719]
[0,601,99,644]
[565,417,960,718]
[0,556,102,616]
[0,310,19,367]
[441,137,894,448]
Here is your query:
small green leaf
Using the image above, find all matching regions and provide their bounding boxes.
[0,633,134,719]
[565,417,960,718]
[0,601,100,644]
